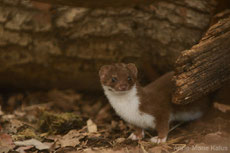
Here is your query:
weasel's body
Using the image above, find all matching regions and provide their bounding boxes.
[103,85,155,129]
[99,63,209,143]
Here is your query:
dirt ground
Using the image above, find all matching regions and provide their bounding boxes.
[0,89,230,153]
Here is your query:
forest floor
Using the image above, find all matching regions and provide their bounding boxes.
[0,89,230,153]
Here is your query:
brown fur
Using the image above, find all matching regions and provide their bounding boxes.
[138,72,210,138]
[99,63,137,91]
[99,63,210,140]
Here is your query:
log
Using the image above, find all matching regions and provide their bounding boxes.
[172,10,230,104]
[0,0,216,91]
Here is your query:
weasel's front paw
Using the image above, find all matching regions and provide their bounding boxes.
[150,136,167,144]
[128,131,144,140]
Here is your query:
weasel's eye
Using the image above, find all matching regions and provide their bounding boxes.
[111,77,117,83]
[128,76,132,81]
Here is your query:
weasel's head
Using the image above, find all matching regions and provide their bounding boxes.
[99,63,138,93]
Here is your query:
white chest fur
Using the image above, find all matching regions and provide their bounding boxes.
[103,85,155,129]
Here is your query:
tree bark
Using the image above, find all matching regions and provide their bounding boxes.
[0,0,217,91]
[172,10,230,104]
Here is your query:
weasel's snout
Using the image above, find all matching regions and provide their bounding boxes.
[117,84,129,91]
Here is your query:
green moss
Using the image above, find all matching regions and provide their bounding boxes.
[38,111,84,134]
[14,127,40,141]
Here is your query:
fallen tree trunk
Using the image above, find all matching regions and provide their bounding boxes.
[0,0,216,92]
[172,10,230,104]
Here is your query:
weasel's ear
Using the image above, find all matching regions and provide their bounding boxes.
[127,63,138,77]
[99,65,111,80]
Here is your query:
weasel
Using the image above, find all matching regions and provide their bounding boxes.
[99,63,210,143]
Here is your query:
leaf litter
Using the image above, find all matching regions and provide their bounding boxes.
[14,138,50,150]
[0,89,230,153]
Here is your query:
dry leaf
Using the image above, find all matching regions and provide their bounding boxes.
[0,147,12,153]
[16,146,34,153]
[0,133,14,152]
[59,138,80,148]
[14,139,50,150]
[115,138,125,143]
[46,129,85,149]
[87,119,97,133]
[214,102,230,113]
[58,130,81,147]
[2,119,24,134]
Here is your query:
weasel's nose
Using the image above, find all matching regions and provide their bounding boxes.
[118,84,128,91]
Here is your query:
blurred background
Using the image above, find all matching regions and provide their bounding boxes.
[0,0,230,152]
[0,0,225,93]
